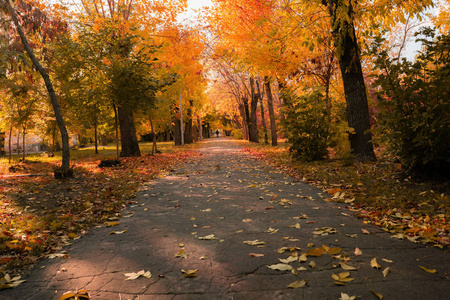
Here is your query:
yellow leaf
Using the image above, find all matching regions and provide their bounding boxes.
[371,290,383,299]
[339,293,357,300]
[328,247,342,255]
[419,266,437,273]
[288,223,301,229]
[279,256,298,264]
[309,261,316,268]
[299,253,308,262]
[287,279,308,288]
[354,247,362,256]
[124,270,151,280]
[105,222,120,227]
[243,240,266,246]
[175,249,189,259]
[382,258,393,263]
[306,248,323,257]
[371,258,381,269]
[332,274,340,281]
[307,243,315,248]
[109,230,127,235]
[339,272,350,278]
[382,267,390,277]
[199,234,216,240]
[181,269,198,277]
[361,228,370,234]
[339,262,356,271]
[267,263,293,271]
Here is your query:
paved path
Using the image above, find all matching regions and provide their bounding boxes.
[3,138,449,299]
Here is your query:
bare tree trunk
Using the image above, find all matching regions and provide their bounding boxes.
[118,106,141,157]
[264,77,278,146]
[22,126,26,161]
[8,127,12,164]
[6,0,71,173]
[94,117,99,154]
[113,104,120,160]
[150,117,158,155]
[257,79,268,144]
[249,77,259,143]
[323,0,376,162]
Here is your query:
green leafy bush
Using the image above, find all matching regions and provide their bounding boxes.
[371,28,450,177]
[282,87,331,161]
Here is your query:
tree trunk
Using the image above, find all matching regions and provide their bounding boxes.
[150,117,158,155]
[198,115,203,140]
[117,106,141,157]
[264,77,278,146]
[94,117,98,154]
[173,118,182,146]
[323,0,376,162]
[242,98,251,140]
[6,0,71,173]
[249,77,259,143]
[22,126,26,161]
[257,79,269,144]
[239,102,249,140]
[8,127,12,164]
[276,79,287,126]
[113,104,120,160]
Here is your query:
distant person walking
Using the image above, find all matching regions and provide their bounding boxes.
[216,130,219,137]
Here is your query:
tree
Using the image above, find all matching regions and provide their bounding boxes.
[2,0,72,176]
[321,0,376,161]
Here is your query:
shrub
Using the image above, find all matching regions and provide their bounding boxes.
[231,128,244,140]
[371,28,450,177]
[282,87,331,161]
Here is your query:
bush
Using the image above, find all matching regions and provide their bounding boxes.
[371,28,450,177]
[231,128,244,140]
[282,87,331,161]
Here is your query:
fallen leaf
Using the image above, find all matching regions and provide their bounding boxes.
[265,227,279,234]
[249,253,264,257]
[382,267,390,277]
[361,228,370,235]
[105,222,120,227]
[242,219,252,223]
[279,255,298,263]
[382,258,393,263]
[371,258,381,269]
[339,293,357,300]
[267,263,293,271]
[175,249,189,259]
[124,270,151,280]
[371,290,383,299]
[288,223,301,229]
[109,230,127,235]
[201,208,211,212]
[287,279,307,288]
[419,266,437,273]
[307,243,315,248]
[0,274,26,290]
[199,234,216,240]
[181,269,198,277]
[309,261,316,268]
[339,262,357,271]
[297,266,307,271]
[346,234,358,238]
[299,253,308,262]
[199,256,208,260]
[354,247,362,256]
[306,248,323,257]
[243,240,266,246]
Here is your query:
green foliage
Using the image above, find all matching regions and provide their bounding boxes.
[282,87,331,161]
[371,28,450,177]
